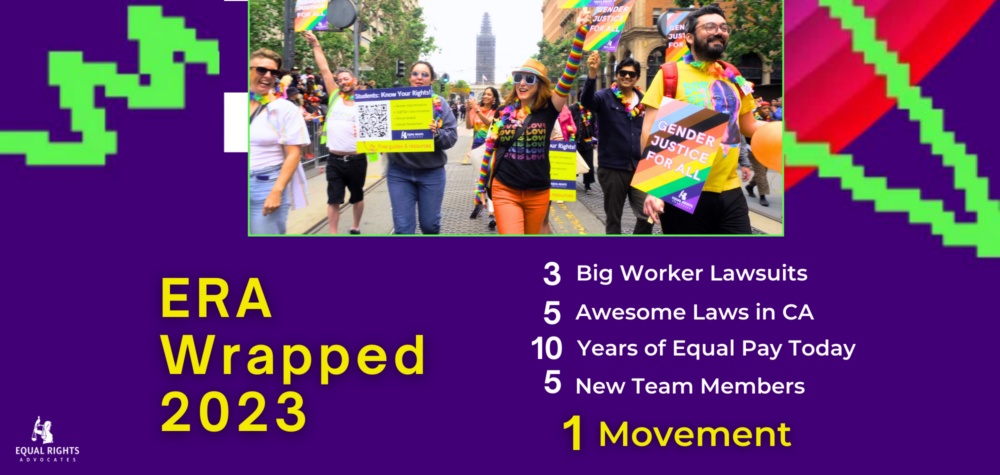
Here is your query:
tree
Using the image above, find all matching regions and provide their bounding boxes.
[358,0,438,88]
[675,0,783,66]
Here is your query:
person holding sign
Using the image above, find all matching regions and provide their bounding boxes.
[640,5,770,234]
[303,31,367,235]
[385,61,458,235]
[480,11,593,234]
[581,54,652,235]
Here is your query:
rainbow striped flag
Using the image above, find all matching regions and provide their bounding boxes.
[631,98,729,214]
[582,0,635,52]
[294,0,329,32]
[560,0,616,8]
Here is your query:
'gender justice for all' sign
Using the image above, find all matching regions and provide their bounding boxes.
[294,0,329,32]
[561,0,636,53]
[660,11,692,63]
[631,98,728,214]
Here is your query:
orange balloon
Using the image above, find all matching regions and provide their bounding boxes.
[752,121,783,171]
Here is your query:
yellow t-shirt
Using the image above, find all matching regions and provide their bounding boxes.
[642,63,755,193]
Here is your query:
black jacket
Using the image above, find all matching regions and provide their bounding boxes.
[581,77,645,171]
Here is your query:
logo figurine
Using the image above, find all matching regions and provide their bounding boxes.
[31,417,53,444]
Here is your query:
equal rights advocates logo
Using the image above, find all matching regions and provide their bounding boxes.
[16,416,80,463]
[0,5,219,166]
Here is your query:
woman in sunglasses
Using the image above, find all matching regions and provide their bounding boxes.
[248,48,310,235]
[478,11,594,234]
[385,61,458,234]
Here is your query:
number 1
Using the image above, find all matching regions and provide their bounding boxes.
[564,415,580,450]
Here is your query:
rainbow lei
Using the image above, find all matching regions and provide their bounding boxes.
[249,91,276,106]
[682,52,751,94]
[580,106,594,143]
[475,101,530,204]
[611,83,644,120]
[432,96,443,129]
[339,90,354,102]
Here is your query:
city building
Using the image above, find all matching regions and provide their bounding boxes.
[476,13,496,85]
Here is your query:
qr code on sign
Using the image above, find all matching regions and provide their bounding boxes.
[358,103,389,139]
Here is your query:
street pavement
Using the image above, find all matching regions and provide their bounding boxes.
[300,124,782,235]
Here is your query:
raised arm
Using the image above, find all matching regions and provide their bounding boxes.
[302,31,336,93]
[552,11,593,111]
[738,111,768,138]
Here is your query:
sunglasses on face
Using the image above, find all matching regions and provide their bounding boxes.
[513,73,537,85]
[249,66,281,77]
[617,70,638,79]
[411,71,431,79]
[335,78,353,85]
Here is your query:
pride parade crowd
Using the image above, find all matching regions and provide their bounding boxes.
[248,5,781,235]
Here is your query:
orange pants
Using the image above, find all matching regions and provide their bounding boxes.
[493,179,550,235]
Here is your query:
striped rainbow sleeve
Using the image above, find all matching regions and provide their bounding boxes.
[555,22,591,98]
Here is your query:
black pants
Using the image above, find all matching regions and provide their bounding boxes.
[580,147,595,186]
[597,166,653,235]
[326,156,368,205]
[658,187,752,234]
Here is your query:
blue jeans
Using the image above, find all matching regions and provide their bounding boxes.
[387,162,446,234]
[249,164,291,235]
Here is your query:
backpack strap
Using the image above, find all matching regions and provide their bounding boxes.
[660,62,678,99]
[717,60,753,97]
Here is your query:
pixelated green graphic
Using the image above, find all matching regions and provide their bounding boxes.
[785,0,999,257]
[0,6,219,166]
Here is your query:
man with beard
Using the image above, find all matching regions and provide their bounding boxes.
[581,56,653,235]
[640,4,769,234]
[304,31,367,235]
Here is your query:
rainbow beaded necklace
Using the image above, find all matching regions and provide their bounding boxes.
[611,83,643,120]
[579,105,594,143]
[249,91,277,106]
[475,100,531,204]
[682,52,751,94]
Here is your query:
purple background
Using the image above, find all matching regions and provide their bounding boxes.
[3,0,1000,472]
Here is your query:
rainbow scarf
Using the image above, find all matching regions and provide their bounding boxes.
[682,52,751,95]
[611,83,644,120]
[475,101,530,204]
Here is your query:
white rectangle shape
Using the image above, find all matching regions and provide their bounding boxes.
[225,93,248,153]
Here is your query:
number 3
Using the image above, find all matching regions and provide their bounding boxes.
[277,391,305,432]
[544,262,561,286]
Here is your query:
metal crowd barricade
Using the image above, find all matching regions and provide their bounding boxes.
[302,119,329,168]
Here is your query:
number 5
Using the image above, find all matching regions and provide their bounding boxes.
[544,301,560,325]
[545,370,561,394]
